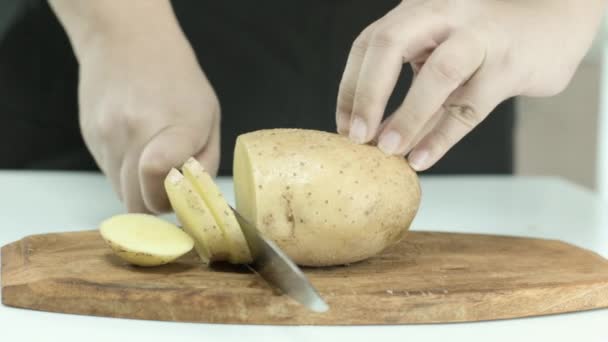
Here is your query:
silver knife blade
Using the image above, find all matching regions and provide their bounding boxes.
[231,207,329,313]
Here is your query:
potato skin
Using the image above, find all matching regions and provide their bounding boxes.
[103,240,175,267]
[234,129,421,266]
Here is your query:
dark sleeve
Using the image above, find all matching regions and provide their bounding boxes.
[0,0,26,42]
[0,0,96,170]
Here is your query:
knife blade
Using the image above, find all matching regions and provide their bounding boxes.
[230,207,329,313]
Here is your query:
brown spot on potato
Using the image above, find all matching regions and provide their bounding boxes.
[262,213,274,226]
[281,191,296,238]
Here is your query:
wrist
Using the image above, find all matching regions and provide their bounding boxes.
[49,0,188,62]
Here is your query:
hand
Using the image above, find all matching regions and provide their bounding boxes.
[336,0,605,171]
[49,1,221,213]
[78,34,220,213]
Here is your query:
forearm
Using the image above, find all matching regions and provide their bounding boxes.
[48,0,187,61]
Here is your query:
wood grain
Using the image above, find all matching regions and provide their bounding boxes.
[2,230,608,324]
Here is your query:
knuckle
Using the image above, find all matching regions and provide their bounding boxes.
[338,83,357,105]
[123,110,149,137]
[139,146,174,180]
[498,49,516,71]
[443,103,480,130]
[428,128,452,154]
[94,109,126,142]
[370,26,402,48]
[352,89,379,116]
[350,34,370,58]
[352,23,377,48]
[427,58,466,84]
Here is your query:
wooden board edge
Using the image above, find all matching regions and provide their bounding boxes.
[1,238,26,288]
[3,276,608,325]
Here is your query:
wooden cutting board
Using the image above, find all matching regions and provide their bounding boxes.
[2,230,608,324]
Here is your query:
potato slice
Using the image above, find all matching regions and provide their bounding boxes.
[100,213,194,267]
[164,168,231,263]
[182,158,253,264]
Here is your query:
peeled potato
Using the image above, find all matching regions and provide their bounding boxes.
[164,168,231,263]
[99,213,194,267]
[182,158,252,264]
[234,129,421,266]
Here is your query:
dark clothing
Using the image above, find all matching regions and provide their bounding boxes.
[0,1,515,175]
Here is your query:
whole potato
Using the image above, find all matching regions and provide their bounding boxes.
[234,129,421,266]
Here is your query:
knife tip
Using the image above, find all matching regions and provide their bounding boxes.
[310,299,330,313]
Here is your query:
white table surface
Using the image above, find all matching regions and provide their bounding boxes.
[1,171,607,342]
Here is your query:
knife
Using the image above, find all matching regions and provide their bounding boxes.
[230,207,329,313]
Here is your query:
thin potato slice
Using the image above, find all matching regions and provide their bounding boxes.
[233,136,256,230]
[164,168,231,263]
[182,158,253,264]
[100,213,194,267]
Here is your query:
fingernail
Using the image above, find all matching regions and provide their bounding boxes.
[408,150,429,171]
[378,131,402,155]
[349,116,367,144]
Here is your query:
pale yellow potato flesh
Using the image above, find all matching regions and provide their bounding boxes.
[99,213,194,267]
[164,168,231,263]
[234,129,421,266]
[182,158,252,264]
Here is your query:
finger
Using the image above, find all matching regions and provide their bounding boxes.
[194,111,221,176]
[377,30,486,155]
[121,146,148,213]
[406,106,445,149]
[372,106,443,147]
[407,70,507,171]
[347,16,447,144]
[138,120,213,213]
[336,24,376,135]
[410,48,434,76]
[99,148,124,201]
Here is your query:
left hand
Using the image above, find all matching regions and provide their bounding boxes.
[336,0,605,171]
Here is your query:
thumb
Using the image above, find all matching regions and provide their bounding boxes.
[138,117,218,213]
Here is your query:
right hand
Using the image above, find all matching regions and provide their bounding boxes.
[78,33,220,214]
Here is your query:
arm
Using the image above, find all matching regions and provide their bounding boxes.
[49,0,185,61]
